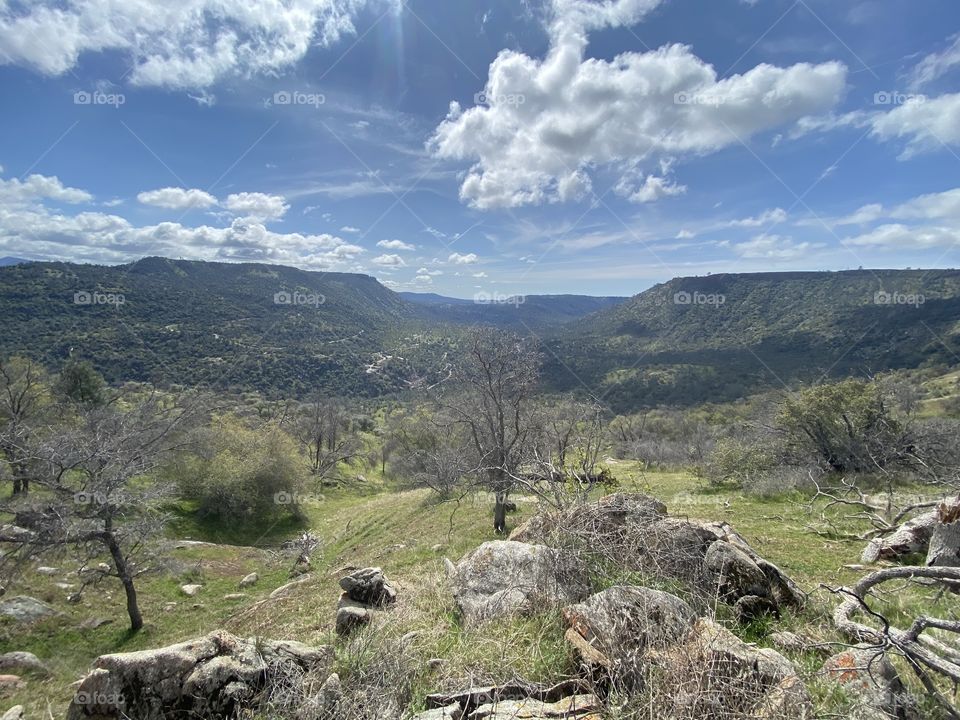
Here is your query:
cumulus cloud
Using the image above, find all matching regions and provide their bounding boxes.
[0,174,92,204]
[371,253,405,267]
[448,252,478,264]
[137,187,217,210]
[728,207,788,228]
[0,0,396,89]
[222,192,289,221]
[835,187,960,250]
[377,239,415,251]
[842,224,960,249]
[340,225,361,234]
[870,93,960,158]
[429,0,846,208]
[0,203,363,269]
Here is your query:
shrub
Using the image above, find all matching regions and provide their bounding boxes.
[705,437,775,488]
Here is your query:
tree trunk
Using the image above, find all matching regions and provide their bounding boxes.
[494,491,507,535]
[927,522,960,568]
[105,532,143,631]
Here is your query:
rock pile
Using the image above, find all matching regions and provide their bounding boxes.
[508,492,805,620]
[335,566,397,636]
[65,630,331,720]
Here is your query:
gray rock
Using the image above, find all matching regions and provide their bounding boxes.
[223,593,246,601]
[336,606,372,636]
[269,575,311,599]
[238,572,259,589]
[820,646,919,720]
[768,630,831,658]
[66,630,331,720]
[409,703,463,720]
[338,567,397,606]
[179,584,202,597]
[0,706,24,720]
[0,651,48,675]
[705,540,769,601]
[35,566,59,576]
[927,520,960,567]
[79,617,114,630]
[0,596,58,623]
[449,541,587,624]
[563,586,695,687]
[469,694,601,719]
[734,594,779,623]
[297,673,342,719]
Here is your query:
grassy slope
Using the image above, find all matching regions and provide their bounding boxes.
[0,467,948,717]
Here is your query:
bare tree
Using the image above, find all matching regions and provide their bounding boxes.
[0,356,50,495]
[0,393,188,631]
[441,328,541,534]
[291,396,359,482]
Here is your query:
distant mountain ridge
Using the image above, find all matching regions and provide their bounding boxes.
[1,259,958,409]
[544,269,960,409]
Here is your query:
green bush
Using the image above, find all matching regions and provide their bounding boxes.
[705,436,775,488]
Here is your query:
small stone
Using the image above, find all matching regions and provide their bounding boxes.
[35,566,59,576]
[180,584,202,597]
[163,602,178,612]
[0,596,58,623]
[427,658,447,671]
[0,705,24,720]
[335,606,371,636]
[55,583,76,590]
[223,593,247,601]
[239,572,258,589]
[431,544,444,553]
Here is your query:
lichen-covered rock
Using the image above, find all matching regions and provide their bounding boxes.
[0,651,48,675]
[469,694,602,719]
[65,630,331,720]
[0,596,57,623]
[335,606,372,636]
[449,541,587,624]
[562,586,695,681]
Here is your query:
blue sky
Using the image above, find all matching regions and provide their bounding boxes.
[1,0,959,297]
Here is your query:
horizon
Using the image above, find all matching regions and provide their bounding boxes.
[2,1,960,296]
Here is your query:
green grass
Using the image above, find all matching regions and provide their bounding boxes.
[0,465,949,718]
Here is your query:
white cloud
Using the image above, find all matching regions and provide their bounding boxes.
[416,267,442,276]
[223,192,289,221]
[372,253,405,267]
[340,225,361,234]
[0,201,363,269]
[137,187,217,210]
[728,207,788,228]
[870,93,960,158]
[732,233,823,259]
[908,34,960,90]
[413,274,433,284]
[0,0,396,89]
[0,174,92,204]
[842,223,960,249]
[616,173,686,203]
[472,271,488,278]
[675,229,695,239]
[377,239,416,251]
[448,252,478,264]
[836,188,960,226]
[429,0,846,208]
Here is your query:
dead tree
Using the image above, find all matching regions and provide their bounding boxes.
[290,396,359,481]
[829,565,960,719]
[441,328,541,534]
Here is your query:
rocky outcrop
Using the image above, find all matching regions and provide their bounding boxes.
[508,493,804,620]
[65,630,332,720]
[819,646,919,720]
[0,651,48,676]
[447,541,588,624]
[335,567,397,636]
